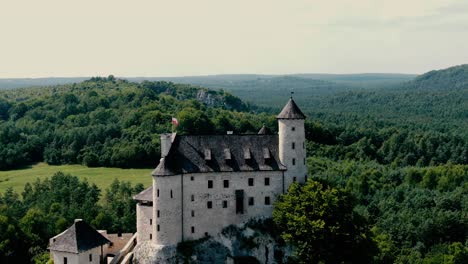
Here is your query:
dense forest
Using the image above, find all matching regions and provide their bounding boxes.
[0,76,267,170]
[0,173,143,263]
[0,65,467,263]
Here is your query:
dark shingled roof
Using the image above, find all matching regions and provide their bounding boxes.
[258,125,272,135]
[49,220,110,253]
[133,186,153,202]
[152,134,286,176]
[276,98,306,119]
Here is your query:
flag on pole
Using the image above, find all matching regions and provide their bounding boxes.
[171,117,179,127]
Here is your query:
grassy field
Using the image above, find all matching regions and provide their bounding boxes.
[0,163,152,195]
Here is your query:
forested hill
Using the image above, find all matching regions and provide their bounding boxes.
[0,76,271,170]
[319,65,468,133]
[408,64,468,90]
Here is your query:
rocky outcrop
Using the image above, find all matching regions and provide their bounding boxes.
[133,219,294,264]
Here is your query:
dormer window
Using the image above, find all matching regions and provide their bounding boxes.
[224,148,231,160]
[204,149,211,161]
[263,148,271,159]
[243,148,251,159]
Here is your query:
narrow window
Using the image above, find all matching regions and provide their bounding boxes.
[248,197,254,206]
[191,210,195,217]
[157,225,160,231]
[236,190,245,214]
[89,254,92,262]
[305,175,308,181]
[223,200,228,208]
[190,176,194,181]
[248,178,254,186]
[191,226,195,233]
[265,196,271,205]
[293,177,297,182]
[191,195,194,201]
[150,219,153,225]
[207,201,212,209]
[292,142,295,149]
[265,177,270,186]
[224,180,229,188]
[64,257,68,264]
[157,189,159,197]
[170,190,173,198]
[150,234,152,240]
[292,158,296,165]
[292,127,295,131]
[157,210,160,218]
[208,180,213,189]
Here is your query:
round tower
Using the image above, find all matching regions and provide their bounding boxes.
[277,96,307,190]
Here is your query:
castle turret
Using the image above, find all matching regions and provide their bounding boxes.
[277,96,307,189]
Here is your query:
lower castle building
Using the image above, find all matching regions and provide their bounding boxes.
[134,97,308,246]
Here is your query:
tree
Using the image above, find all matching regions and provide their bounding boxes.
[272,180,376,263]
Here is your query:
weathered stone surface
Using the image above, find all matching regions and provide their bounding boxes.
[134,220,294,264]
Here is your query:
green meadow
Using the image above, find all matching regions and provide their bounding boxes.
[0,163,152,195]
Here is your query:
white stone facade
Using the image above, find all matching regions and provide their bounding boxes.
[51,247,101,264]
[278,118,308,188]
[136,203,153,243]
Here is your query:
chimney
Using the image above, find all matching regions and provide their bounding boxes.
[160,133,172,157]
[74,219,83,223]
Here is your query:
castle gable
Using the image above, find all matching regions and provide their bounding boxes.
[48,220,109,254]
[152,134,286,176]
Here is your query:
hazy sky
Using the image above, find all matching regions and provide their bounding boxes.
[1,0,468,77]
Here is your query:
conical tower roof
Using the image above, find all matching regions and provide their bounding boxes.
[276,97,306,119]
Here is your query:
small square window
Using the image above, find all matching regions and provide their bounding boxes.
[292,158,296,165]
[208,180,213,189]
[265,196,271,205]
[223,201,228,208]
[265,177,270,186]
[191,226,195,233]
[190,176,194,181]
[292,127,295,131]
[191,210,195,217]
[223,180,229,188]
[248,178,254,186]
[293,177,297,182]
[248,197,254,206]
[207,201,212,209]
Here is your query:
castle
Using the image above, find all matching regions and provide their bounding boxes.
[134,97,307,246]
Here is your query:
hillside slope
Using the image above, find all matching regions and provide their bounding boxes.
[0,76,269,170]
[318,65,468,132]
